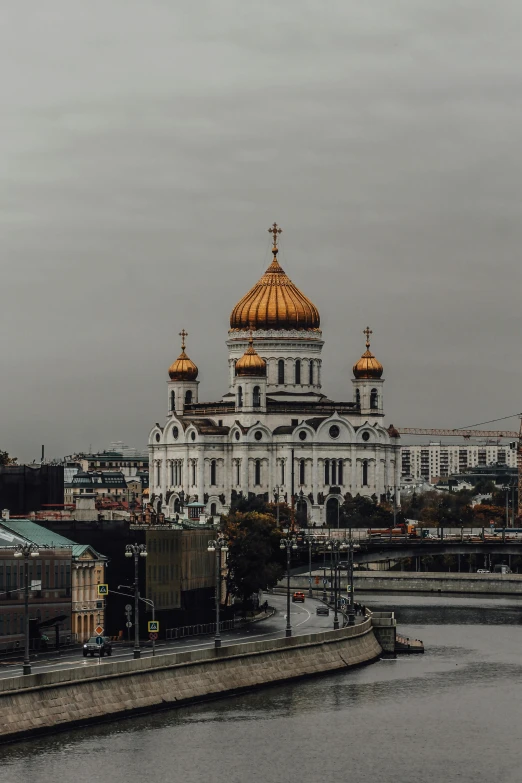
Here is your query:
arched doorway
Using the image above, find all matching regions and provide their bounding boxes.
[296,495,308,526]
[326,497,340,527]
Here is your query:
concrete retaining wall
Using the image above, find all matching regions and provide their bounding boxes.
[0,621,381,742]
[285,571,522,595]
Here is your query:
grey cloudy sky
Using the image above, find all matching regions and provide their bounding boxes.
[2,0,522,461]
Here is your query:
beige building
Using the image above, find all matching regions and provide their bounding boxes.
[72,544,108,641]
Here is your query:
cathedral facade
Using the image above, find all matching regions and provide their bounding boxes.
[148,225,400,526]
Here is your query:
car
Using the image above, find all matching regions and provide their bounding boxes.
[476,569,490,574]
[292,591,305,603]
[83,636,113,657]
[316,604,329,616]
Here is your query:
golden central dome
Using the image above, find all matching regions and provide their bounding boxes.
[235,333,267,377]
[168,330,199,381]
[230,225,320,331]
[353,327,383,379]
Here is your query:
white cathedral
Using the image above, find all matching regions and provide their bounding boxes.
[148,224,400,526]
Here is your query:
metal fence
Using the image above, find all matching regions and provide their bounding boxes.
[166,618,239,641]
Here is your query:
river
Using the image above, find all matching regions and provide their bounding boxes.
[1,593,521,783]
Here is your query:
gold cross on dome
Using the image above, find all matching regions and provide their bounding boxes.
[268,222,282,248]
[363,326,372,348]
[179,329,188,351]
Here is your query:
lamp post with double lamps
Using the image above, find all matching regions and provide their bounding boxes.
[14,543,40,675]
[273,486,280,527]
[124,543,147,659]
[327,539,347,630]
[305,535,316,598]
[207,536,229,648]
[280,535,298,637]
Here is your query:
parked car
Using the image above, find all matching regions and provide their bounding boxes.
[292,591,305,603]
[83,636,113,657]
[476,569,490,574]
[316,604,329,616]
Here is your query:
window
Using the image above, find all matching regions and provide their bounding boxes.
[329,425,340,439]
[210,460,217,486]
[370,389,378,409]
[170,462,174,485]
[309,361,314,385]
[355,389,361,407]
[331,460,337,485]
[170,391,175,411]
[338,460,343,485]
[299,430,307,441]
[362,460,368,486]
[253,386,261,407]
[236,461,240,485]
[278,359,285,384]
[255,459,261,486]
[281,461,285,485]
[156,461,160,485]
[295,360,301,385]
[324,459,330,485]
[45,563,50,589]
[237,386,243,408]
[210,503,217,516]
[192,460,196,486]
[172,426,179,439]
[362,431,370,442]
[185,390,193,405]
[299,459,305,485]
[254,431,263,441]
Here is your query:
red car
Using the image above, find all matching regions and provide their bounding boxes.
[292,591,305,603]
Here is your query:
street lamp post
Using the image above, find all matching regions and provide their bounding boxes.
[273,486,280,527]
[14,543,39,675]
[306,536,315,598]
[327,539,347,630]
[207,536,229,648]
[280,536,298,637]
[125,543,147,659]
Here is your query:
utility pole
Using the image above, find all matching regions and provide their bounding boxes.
[125,544,147,659]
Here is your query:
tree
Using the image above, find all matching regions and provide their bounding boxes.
[222,511,284,605]
[0,450,16,466]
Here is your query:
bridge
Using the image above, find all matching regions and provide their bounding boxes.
[352,539,522,564]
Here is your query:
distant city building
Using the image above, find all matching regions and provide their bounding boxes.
[401,442,517,483]
[448,464,518,489]
[67,443,149,479]
[64,470,142,508]
[0,517,107,643]
[0,464,64,516]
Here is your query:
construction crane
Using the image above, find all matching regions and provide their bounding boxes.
[397,415,522,517]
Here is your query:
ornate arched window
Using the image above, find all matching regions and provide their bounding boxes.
[255,459,261,486]
[210,460,217,486]
[356,388,361,407]
[210,502,217,516]
[370,389,378,409]
[185,390,192,405]
[278,359,285,384]
[253,386,261,407]
[299,459,305,485]
[295,360,301,385]
[309,360,314,385]
[331,460,337,485]
[237,386,243,407]
[170,390,175,411]
[324,459,330,485]
[362,460,368,486]
[338,460,344,486]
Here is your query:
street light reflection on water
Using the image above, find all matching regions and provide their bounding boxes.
[1,593,522,783]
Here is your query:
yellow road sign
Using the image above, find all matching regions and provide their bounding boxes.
[97,584,109,596]
[148,620,159,633]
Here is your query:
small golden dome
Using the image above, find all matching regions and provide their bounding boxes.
[353,327,383,379]
[230,223,320,331]
[168,330,199,381]
[235,333,267,377]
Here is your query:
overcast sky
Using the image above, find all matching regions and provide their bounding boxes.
[2,0,522,462]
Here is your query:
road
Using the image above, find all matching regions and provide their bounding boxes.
[0,593,334,681]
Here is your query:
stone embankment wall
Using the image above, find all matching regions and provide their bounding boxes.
[286,571,522,595]
[0,620,381,742]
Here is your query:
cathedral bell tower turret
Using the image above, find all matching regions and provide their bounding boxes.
[352,327,384,416]
[167,329,199,416]
[234,332,267,414]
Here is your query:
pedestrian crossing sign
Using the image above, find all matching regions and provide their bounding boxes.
[97,584,109,596]
[148,620,159,633]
